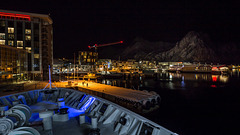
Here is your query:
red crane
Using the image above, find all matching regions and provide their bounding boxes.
[88,41,123,52]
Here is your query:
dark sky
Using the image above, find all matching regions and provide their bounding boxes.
[1,0,240,58]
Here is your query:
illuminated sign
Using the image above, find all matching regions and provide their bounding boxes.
[0,12,31,21]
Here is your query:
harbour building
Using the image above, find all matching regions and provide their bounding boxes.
[78,51,98,65]
[0,9,53,81]
[78,51,98,72]
[0,45,27,81]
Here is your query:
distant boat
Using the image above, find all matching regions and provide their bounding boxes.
[180,65,196,73]
[195,65,212,73]
[83,73,98,79]
[100,71,123,78]
[167,65,182,72]
[212,65,229,74]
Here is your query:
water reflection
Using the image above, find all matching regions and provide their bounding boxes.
[161,72,229,83]
[231,69,240,77]
[98,71,238,90]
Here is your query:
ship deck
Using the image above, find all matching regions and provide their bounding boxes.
[30,101,118,135]
[0,88,177,135]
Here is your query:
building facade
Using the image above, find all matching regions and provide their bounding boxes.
[0,10,53,81]
[96,59,112,72]
[0,45,27,81]
[78,51,98,72]
[78,51,98,65]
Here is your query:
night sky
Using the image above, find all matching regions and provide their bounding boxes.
[1,1,240,58]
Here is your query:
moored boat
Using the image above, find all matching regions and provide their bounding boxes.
[212,65,230,74]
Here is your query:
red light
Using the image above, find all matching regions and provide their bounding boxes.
[211,85,217,88]
[212,76,217,82]
[0,12,31,21]
[88,46,91,48]
[120,41,123,43]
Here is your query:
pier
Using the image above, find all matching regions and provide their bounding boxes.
[68,81,161,113]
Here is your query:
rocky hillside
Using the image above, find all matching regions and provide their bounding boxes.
[98,31,239,63]
[121,37,175,60]
[122,31,220,62]
[150,31,218,62]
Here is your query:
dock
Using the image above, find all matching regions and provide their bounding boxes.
[67,81,161,113]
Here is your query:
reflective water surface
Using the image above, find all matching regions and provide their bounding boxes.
[97,69,240,135]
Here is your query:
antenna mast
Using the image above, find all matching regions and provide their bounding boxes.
[44,65,57,89]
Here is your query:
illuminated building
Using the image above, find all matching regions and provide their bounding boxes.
[78,51,98,65]
[96,59,112,72]
[0,45,27,81]
[0,9,53,80]
[110,59,140,72]
[78,51,98,72]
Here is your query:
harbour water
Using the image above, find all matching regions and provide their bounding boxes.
[97,69,240,135]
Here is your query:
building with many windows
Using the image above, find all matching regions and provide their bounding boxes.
[78,51,98,65]
[78,51,98,72]
[0,45,27,81]
[0,9,53,81]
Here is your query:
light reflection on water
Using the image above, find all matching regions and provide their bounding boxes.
[167,72,229,83]
[97,69,240,135]
[98,70,240,90]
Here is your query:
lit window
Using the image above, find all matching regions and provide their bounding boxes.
[94,53,98,56]
[8,40,14,46]
[26,47,31,53]
[0,33,5,39]
[87,59,91,62]
[34,54,39,58]
[0,40,5,45]
[8,34,14,39]
[7,67,12,71]
[8,27,14,33]
[25,36,31,41]
[17,41,23,47]
[81,52,84,55]
[83,56,86,59]
[25,29,31,34]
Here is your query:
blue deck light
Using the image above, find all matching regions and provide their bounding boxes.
[80,97,96,112]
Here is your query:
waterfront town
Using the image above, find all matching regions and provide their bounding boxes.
[0,1,240,134]
[52,54,236,77]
